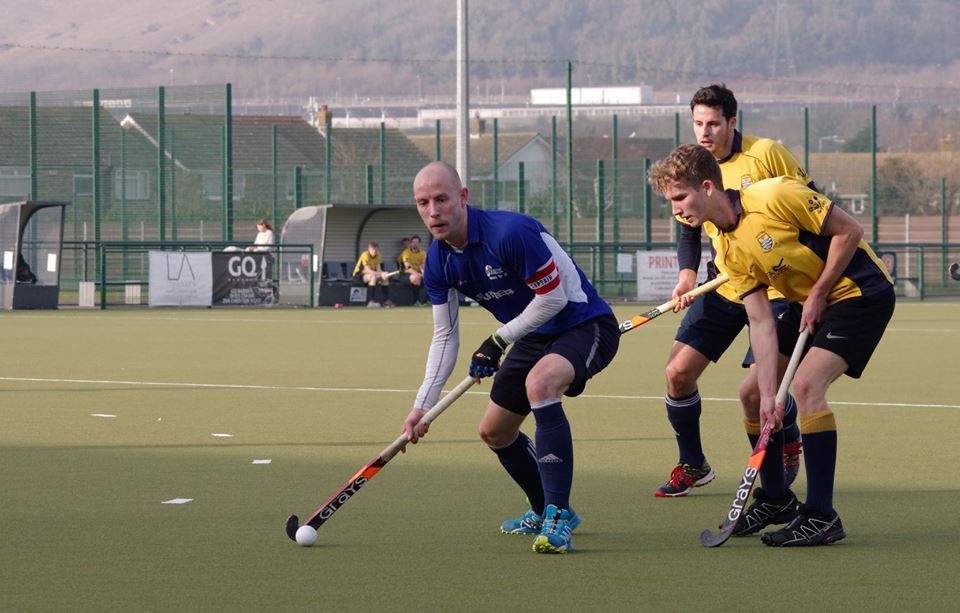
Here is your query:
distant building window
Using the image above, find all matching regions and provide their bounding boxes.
[0,168,31,198]
[74,173,93,197]
[202,173,245,201]
[113,170,150,201]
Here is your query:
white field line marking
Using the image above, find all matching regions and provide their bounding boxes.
[211,433,234,437]
[90,413,117,418]
[161,498,193,505]
[251,459,272,464]
[1,376,957,410]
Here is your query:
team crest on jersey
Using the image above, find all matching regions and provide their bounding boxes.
[484,265,506,280]
[807,195,826,213]
[740,174,754,189]
[756,231,774,252]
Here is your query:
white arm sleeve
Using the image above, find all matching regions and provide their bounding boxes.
[413,290,461,410]
[495,279,568,345]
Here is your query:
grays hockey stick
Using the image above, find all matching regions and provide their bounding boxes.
[619,274,730,334]
[285,376,475,540]
[700,328,811,548]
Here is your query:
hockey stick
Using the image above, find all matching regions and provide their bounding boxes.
[285,375,476,540]
[950,261,960,281]
[619,274,730,334]
[699,328,811,548]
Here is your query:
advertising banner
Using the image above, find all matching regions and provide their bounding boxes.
[635,250,712,301]
[211,252,274,306]
[148,251,213,307]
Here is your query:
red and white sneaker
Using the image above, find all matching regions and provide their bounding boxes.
[654,461,715,497]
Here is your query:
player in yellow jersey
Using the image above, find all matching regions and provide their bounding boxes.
[650,144,895,546]
[654,84,814,500]
[399,235,427,305]
[353,241,394,307]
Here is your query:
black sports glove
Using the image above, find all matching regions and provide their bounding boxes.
[469,333,508,379]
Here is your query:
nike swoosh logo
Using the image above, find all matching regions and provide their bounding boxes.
[826,332,847,340]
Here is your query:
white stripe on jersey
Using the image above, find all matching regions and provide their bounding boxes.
[540,232,588,303]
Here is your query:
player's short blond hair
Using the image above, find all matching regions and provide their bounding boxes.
[648,144,724,193]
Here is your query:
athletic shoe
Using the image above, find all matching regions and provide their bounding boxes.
[366,300,381,308]
[501,508,581,535]
[760,504,846,547]
[532,505,574,553]
[784,440,803,487]
[654,461,715,497]
[384,300,396,308]
[732,488,799,536]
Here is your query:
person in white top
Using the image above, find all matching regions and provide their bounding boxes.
[247,219,275,252]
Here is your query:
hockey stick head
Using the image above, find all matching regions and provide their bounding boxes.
[285,514,300,541]
[699,527,729,548]
[950,262,960,281]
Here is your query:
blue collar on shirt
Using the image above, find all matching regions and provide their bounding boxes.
[717,130,743,164]
[721,189,744,232]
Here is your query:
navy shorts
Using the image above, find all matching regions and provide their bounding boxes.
[776,286,895,379]
[490,314,620,416]
[675,291,792,367]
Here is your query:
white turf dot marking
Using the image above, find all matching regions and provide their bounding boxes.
[161,498,193,505]
[89,413,117,418]
[251,459,272,464]
[211,433,234,437]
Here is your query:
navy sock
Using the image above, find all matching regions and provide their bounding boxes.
[782,394,801,445]
[748,426,787,498]
[666,391,704,466]
[531,400,573,510]
[799,411,838,516]
[490,432,544,514]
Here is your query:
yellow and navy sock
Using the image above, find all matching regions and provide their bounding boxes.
[490,431,544,515]
[531,399,573,511]
[745,418,787,498]
[799,410,838,516]
[666,391,704,467]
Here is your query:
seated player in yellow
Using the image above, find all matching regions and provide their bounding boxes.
[656,83,811,498]
[353,241,394,307]
[649,144,895,546]
[400,234,427,305]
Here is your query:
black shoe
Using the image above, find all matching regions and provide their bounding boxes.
[760,504,846,547]
[733,488,799,536]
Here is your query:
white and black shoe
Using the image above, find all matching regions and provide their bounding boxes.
[733,488,799,536]
[761,503,846,547]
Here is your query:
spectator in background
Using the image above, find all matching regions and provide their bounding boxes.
[247,219,275,252]
[400,234,427,305]
[353,241,394,307]
[396,237,410,273]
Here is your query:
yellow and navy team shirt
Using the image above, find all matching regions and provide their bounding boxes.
[711,176,893,305]
[353,250,382,276]
[400,247,426,274]
[677,131,814,302]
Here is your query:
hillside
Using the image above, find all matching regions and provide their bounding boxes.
[0,0,957,102]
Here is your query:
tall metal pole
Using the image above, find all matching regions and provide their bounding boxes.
[566,61,573,248]
[456,0,470,188]
[29,92,38,200]
[92,89,101,243]
[158,86,166,242]
[870,105,878,244]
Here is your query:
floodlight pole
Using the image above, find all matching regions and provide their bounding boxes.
[456,0,470,189]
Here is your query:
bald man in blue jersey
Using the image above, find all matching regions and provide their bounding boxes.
[401,161,620,554]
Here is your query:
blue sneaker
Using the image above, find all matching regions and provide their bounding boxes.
[532,505,574,553]
[501,507,581,535]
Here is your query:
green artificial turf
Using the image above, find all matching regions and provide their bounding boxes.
[1,302,958,612]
